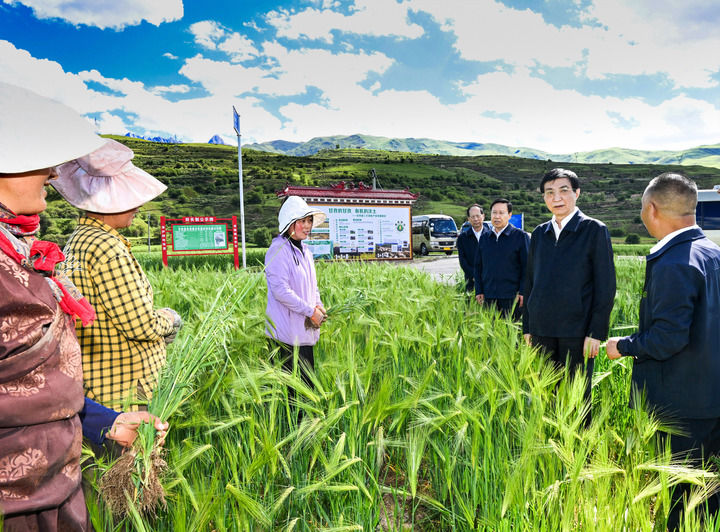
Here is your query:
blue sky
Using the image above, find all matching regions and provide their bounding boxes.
[1,0,719,152]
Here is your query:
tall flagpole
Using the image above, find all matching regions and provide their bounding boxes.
[233,106,247,268]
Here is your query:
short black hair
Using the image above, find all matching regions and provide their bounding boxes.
[645,172,697,216]
[466,204,484,217]
[540,168,579,192]
[490,198,512,214]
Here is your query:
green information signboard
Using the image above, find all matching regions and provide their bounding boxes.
[172,224,227,251]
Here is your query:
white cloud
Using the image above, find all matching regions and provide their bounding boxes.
[0,40,282,143]
[583,0,720,89]
[180,42,393,100]
[265,0,424,43]
[586,0,720,44]
[4,0,183,30]
[163,52,179,60]
[150,84,191,95]
[189,20,227,50]
[179,55,271,97]
[75,68,281,142]
[264,63,720,152]
[94,111,128,134]
[411,0,720,91]
[0,40,109,114]
[3,0,720,156]
[218,33,260,63]
[243,20,261,32]
[454,69,720,152]
[189,20,259,62]
[412,0,589,69]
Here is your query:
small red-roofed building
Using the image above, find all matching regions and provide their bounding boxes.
[277,181,418,260]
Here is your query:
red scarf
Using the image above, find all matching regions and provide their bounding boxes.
[0,211,96,326]
[0,212,41,234]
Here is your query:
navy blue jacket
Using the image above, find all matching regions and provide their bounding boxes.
[474,224,530,299]
[618,228,720,419]
[80,397,120,445]
[457,225,489,289]
[523,210,616,339]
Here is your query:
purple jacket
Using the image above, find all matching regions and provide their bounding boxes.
[264,235,322,346]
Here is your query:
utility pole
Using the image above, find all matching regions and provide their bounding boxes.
[233,106,247,268]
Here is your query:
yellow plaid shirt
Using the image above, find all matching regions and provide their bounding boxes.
[62,217,174,410]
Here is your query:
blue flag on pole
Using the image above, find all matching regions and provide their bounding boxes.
[509,213,524,230]
[233,106,240,136]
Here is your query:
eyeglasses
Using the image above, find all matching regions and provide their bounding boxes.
[542,186,574,199]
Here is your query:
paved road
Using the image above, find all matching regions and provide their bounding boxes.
[397,255,462,284]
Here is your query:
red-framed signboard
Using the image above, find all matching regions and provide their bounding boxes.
[161,216,239,269]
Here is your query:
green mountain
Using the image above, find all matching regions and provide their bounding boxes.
[39,136,720,250]
[246,134,720,169]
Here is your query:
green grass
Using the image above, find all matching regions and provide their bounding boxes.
[417,201,468,220]
[133,249,267,271]
[83,257,719,531]
[612,243,653,256]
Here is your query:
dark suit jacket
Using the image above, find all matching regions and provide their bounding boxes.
[457,225,489,291]
[618,228,720,419]
[523,210,616,339]
[474,224,530,299]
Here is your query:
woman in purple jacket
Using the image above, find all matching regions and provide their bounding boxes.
[265,196,327,395]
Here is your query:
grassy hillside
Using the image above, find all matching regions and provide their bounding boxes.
[40,136,720,247]
[246,134,720,169]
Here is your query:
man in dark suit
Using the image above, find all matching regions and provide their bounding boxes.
[523,168,616,424]
[457,204,489,292]
[475,198,529,319]
[607,172,720,530]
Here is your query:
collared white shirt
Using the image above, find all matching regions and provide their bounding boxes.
[472,227,483,242]
[491,223,509,241]
[649,225,700,254]
[551,207,579,240]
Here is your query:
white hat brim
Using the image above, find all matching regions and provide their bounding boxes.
[0,82,106,173]
[278,196,327,234]
[279,209,327,235]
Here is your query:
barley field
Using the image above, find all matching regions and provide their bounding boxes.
[84,257,720,531]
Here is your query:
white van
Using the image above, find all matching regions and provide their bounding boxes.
[697,187,720,246]
[412,214,458,256]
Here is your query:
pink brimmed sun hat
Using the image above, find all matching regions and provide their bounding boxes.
[52,139,167,213]
[0,82,106,173]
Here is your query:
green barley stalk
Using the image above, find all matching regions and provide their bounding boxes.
[324,289,369,318]
[88,255,720,530]
[98,271,264,519]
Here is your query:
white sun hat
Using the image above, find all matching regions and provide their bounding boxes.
[52,139,167,213]
[0,82,106,173]
[278,196,327,234]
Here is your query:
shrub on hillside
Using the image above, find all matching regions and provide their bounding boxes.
[252,227,273,247]
[625,233,641,244]
[246,190,263,204]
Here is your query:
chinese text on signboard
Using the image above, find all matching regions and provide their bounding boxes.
[307,204,412,260]
[171,224,228,251]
